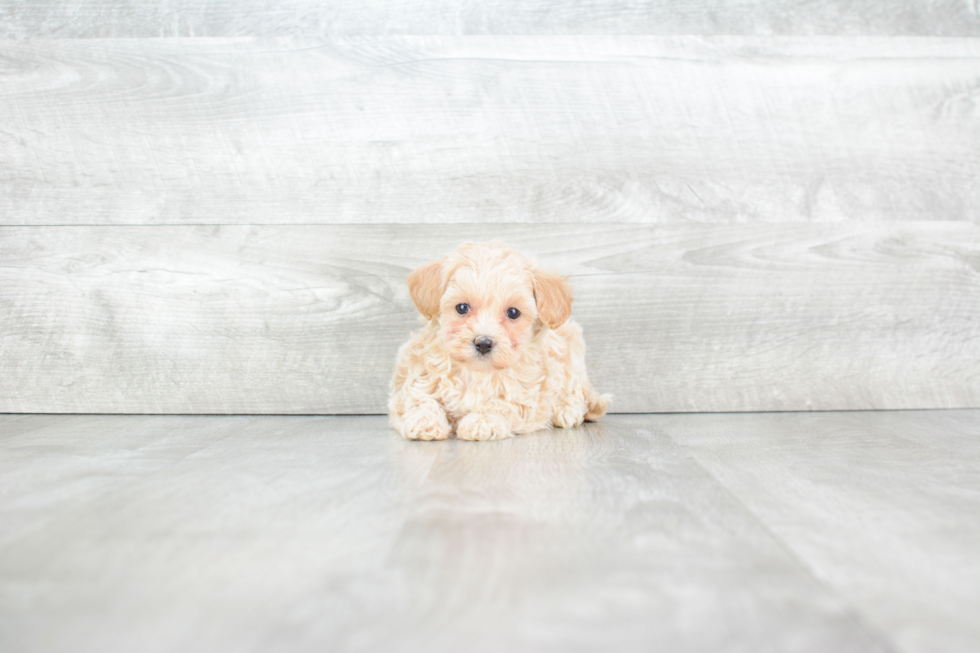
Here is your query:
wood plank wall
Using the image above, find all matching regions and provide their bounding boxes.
[1,3,979,414]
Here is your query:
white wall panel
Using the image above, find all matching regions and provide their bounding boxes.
[1,223,976,413]
[2,1,979,37]
[1,37,977,226]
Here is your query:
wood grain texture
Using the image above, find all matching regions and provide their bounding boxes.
[1,223,977,413]
[2,0,979,37]
[0,414,253,547]
[658,410,980,653]
[1,37,978,226]
[0,413,911,653]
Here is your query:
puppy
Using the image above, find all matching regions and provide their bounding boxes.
[389,241,608,441]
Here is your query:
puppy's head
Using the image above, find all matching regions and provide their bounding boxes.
[407,242,573,370]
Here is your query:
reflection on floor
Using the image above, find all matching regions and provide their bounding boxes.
[1,411,978,653]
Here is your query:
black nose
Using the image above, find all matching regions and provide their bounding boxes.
[474,336,494,355]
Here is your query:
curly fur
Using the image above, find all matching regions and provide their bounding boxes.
[389,241,609,441]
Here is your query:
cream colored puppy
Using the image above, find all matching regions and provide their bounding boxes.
[389,241,608,441]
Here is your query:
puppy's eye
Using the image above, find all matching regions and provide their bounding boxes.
[506,307,521,320]
[456,303,470,315]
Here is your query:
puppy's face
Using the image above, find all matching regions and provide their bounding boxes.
[438,262,537,369]
[407,242,573,370]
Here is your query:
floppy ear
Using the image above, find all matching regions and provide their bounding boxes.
[533,269,573,329]
[406,258,445,320]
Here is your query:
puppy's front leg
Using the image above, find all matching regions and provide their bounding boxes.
[398,399,452,441]
[456,413,512,441]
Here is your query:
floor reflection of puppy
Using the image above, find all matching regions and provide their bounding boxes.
[389,242,609,441]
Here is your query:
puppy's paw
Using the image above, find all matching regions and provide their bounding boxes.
[585,393,610,421]
[400,406,451,441]
[553,402,585,429]
[456,413,513,441]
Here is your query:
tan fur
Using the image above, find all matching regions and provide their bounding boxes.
[532,269,573,329]
[406,259,445,320]
[389,241,609,441]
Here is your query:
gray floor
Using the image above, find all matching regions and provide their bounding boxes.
[1,412,978,653]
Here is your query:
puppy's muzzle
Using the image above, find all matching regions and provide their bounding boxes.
[474,336,494,355]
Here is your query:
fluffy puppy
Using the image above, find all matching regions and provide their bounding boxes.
[389,241,608,441]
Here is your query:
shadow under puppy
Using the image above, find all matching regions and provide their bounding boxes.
[389,242,609,441]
